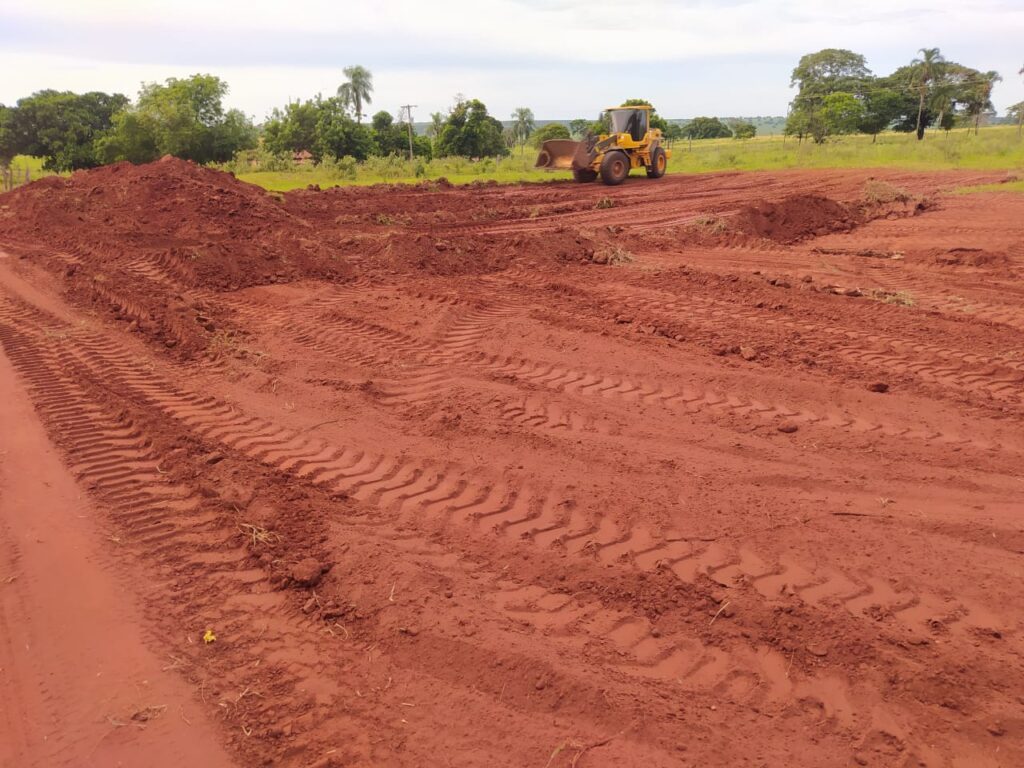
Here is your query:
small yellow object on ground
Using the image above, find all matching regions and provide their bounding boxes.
[203,629,217,644]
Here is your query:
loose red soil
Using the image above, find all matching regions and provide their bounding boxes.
[1,161,1022,767]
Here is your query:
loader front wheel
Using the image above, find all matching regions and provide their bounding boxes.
[599,151,630,186]
[573,168,598,183]
[647,147,667,178]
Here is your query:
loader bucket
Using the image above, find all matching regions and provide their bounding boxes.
[535,140,583,170]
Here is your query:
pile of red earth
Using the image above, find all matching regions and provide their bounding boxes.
[730,190,932,244]
[0,156,351,290]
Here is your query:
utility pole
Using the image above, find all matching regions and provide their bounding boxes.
[400,104,417,160]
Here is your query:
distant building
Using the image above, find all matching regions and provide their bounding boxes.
[293,150,313,165]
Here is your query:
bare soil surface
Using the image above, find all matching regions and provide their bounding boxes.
[1,160,1022,767]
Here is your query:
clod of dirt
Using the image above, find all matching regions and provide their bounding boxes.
[806,643,829,657]
[739,346,759,361]
[777,422,799,434]
[289,558,330,588]
[867,382,890,393]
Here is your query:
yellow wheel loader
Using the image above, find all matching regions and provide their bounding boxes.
[535,105,669,185]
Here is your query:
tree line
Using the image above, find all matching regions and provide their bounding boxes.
[785,48,1008,142]
[2,56,1020,175]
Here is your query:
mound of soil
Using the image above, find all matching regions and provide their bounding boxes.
[932,247,1011,269]
[734,194,860,243]
[0,156,352,290]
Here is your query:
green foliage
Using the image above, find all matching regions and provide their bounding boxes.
[821,92,864,136]
[0,105,15,166]
[729,120,757,140]
[787,49,872,143]
[336,65,373,123]
[510,107,535,152]
[96,75,255,165]
[858,89,905,138]
[790,49,871,109]
[436,99,508,158]
[663,123,684,143]
[263,100,321,155]
[262,96,390,161]
[3,90,129,171]
[684,117,732,139]
[315,98,375,161]
[530,122,570,148]
[568,118,590,139]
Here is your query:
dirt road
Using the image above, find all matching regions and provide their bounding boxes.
[0,160,1021,767]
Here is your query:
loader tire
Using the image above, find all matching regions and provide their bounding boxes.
[599,151,630,186]
[646,147,667,178]
[573,168,598,183]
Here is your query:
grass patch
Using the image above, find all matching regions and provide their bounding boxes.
[868,289,915,307]
[954,178,1024,194]
[7,126,1022,195]
[236,127,1024,192]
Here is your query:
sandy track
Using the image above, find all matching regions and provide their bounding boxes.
[0,163,1022,767]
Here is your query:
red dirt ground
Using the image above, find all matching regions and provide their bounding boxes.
[1,159,1022,767]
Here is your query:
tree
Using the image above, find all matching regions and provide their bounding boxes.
[684,117,732,139]
[96,75,256,165]
[530,122,570,148]
[337,65,373,123]
[820,92,864,136]
[427,111,445,142]
[729,120,757,140]
[790,49,872,106]
[962,70,1002,135]
[262,99,322,155]
[315,97,375,161]
[7,90,129,171]
[858,88,903,141]
[787,49,872,144]
[568,119,591,139]
[910,48,945,139]
[663,123,684,145]
[510,107,535,154]
[371,110,405,155]
[436,99,508,158]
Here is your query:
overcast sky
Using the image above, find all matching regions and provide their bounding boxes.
[2,0,1022,123]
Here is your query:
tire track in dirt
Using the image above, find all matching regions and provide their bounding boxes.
[2,290,1005,656]
[0,290,872,764]
[228,283,1019,456]
[557,277,1024,407]
[0,321,367,767]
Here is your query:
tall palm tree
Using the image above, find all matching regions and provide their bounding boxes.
[910,47,945,140]
[511,107,535,154]
[337,66,373,123]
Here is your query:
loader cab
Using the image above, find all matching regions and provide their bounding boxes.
[607,107,648,142]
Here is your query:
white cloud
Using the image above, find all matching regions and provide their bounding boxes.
[1,0,1021,117]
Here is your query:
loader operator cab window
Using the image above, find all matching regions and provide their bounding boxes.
[609,109,647,141]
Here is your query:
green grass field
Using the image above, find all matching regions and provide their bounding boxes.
[236,126,1024,192]
[4,155,52,187]
[6,126,1022,193]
